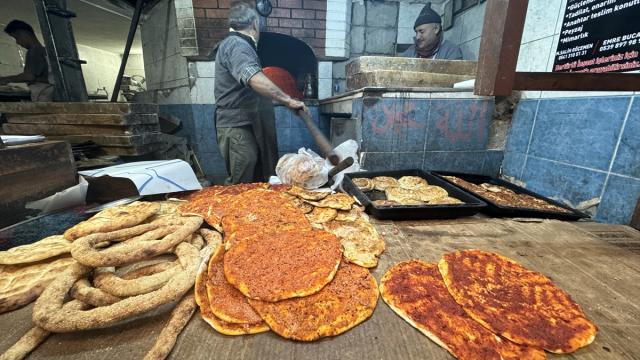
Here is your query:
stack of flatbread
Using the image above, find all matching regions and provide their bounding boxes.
[353,176,464,206]
[184,184,380,341]
[380,250,597,359]
[0,235,74,313]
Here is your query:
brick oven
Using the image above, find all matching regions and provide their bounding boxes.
[193,0,327,57]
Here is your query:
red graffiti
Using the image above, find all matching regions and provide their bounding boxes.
[435,101,488,144]
[370,102,423,135]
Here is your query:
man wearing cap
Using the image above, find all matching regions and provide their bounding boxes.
[400,3,463,60]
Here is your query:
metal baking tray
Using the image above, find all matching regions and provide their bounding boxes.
[432,172,589,221]
[342,169,487,220]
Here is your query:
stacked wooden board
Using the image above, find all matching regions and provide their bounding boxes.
[0,102,162,156]
[345,56,477,90]
[0,141,76,228]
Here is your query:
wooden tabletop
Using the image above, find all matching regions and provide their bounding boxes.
[1,218,639,360]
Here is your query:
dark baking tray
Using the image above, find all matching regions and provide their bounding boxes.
[432,172,589,221]
[343,169,487,220]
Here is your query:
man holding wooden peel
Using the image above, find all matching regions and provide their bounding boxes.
[214,2,308,185]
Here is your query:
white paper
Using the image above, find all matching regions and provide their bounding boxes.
[78,160,202,196]
[1,135,45,145]
[26,176,89,213]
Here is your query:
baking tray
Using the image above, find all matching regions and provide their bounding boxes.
[432,172,589,221]
[342,169,487,220]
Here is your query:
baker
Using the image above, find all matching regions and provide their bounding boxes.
[214,2,307,185]
[0,20,55,101]
[400,3,463,60]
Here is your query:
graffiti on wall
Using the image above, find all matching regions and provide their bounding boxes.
[434,100,490,145]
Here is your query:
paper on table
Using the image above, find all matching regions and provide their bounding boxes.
[26,176,89,213]
[79,160,202,196]
[1,135,45,145]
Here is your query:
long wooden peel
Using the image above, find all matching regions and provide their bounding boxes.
[296,110,340,166]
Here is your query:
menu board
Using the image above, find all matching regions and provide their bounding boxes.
[553,0,640,73]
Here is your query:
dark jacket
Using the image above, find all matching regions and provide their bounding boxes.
[399,39,463,60]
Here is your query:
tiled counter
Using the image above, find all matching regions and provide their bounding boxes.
[320,88,502,176]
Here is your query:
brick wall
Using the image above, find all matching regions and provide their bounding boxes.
[193,0,326,57]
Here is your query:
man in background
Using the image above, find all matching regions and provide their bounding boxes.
[0,20,54,101]
[214,3,307,184]
[400,3,463,60]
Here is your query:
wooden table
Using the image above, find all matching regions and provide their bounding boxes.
[1,218,639,360]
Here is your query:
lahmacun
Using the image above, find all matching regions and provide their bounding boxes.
[439,250,597,353]
[249,262,378,341]
[380,260,545,360]
[223,229,342,302]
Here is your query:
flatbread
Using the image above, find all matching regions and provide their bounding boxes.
[289,197,314,214]
[372,176,398,191]
[306,193,355,211]
[384,187,416,203]
[428,196,464,205]
[305,207,338,225]
[372,200,400,207]
[178,184,271,230]
[0,235,71,265]
[64,202,160,241]
[323,219,385,268]
[222,189,311,238]
[380,260,546,360]
[199,229,223,247]
[335,207,369,222]
[194,250,268,335]
[0,256,76,313]
[286,186,329,201]
[352,178,374,192]
[249,262,378,341]
[414,185,449,202]
[224,229,342,302]
[439,250,597,353]
[206,248,263,324]
[398,176,428,190]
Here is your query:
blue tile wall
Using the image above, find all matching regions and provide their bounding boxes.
[528,97,630,171]
[596,175,640,224]
[505,100,537,153]
[423,151,486,174]
[502,151,527,179]
[481,150,504,177]
[611,98,640,178]
[360,152,395,171]
[274,105,328,155]
[425,99,493,151]
[520,156,607,206]
[504,96,640,224]
[360,98,431,153]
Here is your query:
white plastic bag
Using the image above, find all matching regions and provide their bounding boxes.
[276,148,328,189]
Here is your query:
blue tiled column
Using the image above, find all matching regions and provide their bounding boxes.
[503,96,640,225]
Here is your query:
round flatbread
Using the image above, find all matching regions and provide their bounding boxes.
[0,256,76,314]
[428,196,464,205]
[352,178,374,192]
[305,207,338,225]
[0,235,71,265]
[194,251,268,335]
[224,229,342,302]
[64,202,160,241]
[306,193,355,211]
[439,250,597,353]
[323,219,385,268]
[384,187,416,203]
[286,186,329,201]
[372,200,400,207]
[380,260,545,360]
[398,176,428,190]
[206,249,263,324]
[222,189,311,237]
[335,207,369,222]
[399,199,427,206]
[373,176,398,191]
[415,185,449,202]
[249,262,378,341]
